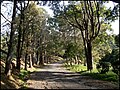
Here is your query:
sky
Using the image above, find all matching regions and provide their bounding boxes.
[1,1,119,35]
[105,1,119,35]
[40,1,119,35]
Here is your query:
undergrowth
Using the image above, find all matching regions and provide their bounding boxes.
[64,63,119,83]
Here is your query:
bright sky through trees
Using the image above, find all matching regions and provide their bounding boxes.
[1,1,119,35]
[40,1,119,35]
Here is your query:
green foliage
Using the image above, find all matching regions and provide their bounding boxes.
[18,69,30,80]
[92,32,114,63]
[64,43,79,59]
[81,71,118,82]
[96,47,119,75]
[65,64,118,83]
[96,61,111,74]
[115,34,119,47]
[65,64,87,72]
[112,59,119,75]
[66,65,119,82]
[105,3,119,22]
[110,48,119,75]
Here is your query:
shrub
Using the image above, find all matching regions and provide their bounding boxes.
[111,59,119,76]
[97,48,119,75]
[19,69,30,80]
[110,48,119,76]
[96,61,111,74]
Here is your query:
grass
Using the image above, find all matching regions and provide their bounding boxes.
[64,63,119,83]
[81,71,118,82]
[18,69,30,80]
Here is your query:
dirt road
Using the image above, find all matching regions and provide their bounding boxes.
[26,60,119,89]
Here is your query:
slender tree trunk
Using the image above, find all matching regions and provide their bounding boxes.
[24,52,28,70]
[16,29,21,71]
[24,37,29,70]
[16,2,24,71]
[29,54,33,68]
[39,32,44,65]
[48,56,50,64]
[44,51,46,64]
[70,59,72,66]
[74,56,77,64]
[80,31,88,67]
[84,60,86,66]
[80,31,93,70]
[39,51,44,65]
[5,0,17,76]
[47,56,49,64]
[32,52,36,66]
[46,56,49,64]
[87,41,93,71]
[36,51,39,64]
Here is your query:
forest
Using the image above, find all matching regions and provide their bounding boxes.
[0,1,119,89]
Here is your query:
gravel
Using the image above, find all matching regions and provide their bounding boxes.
[26,60,119,89]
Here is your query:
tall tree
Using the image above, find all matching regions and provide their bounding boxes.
[16,1,29,71]
[5,0,17,76]
[20,2,48,67]
[49,1,119,71]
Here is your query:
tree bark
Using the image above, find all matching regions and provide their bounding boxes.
[32,52,36,66]
[36,51,39,65]
[29,54,33,68]
[16,2,24,71]
[86,41,93,71]
[16,24,22,71]
[39,51,44,65]
[24,52,28,70]
[5,0,17,76]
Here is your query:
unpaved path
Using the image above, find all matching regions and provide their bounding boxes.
[26,60,119,89]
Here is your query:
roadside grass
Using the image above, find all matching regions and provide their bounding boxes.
[64,63,119,83]
[18,69,30,80]
[18,67,39,89]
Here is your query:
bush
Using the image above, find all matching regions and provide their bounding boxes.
[19,69,30,80]
[96,62,111,74]
[111,59,119,75]
[110,48,119,76]
[97,48,119,75]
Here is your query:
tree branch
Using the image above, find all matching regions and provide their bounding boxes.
[72,6,84,31]
[92,1,101,40]
[0,49,7,54]
[16,4,21,11]
[63,5,79,29]
[0,13,11,23]
[89,1,95,41]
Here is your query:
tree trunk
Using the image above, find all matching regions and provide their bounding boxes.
[70,58,73,66]
[32,52,36,66]
[16,33,21,71]
[39,51,44,65]
[47,56,50,64]
[24,53,28,70]
[46,56,49,64]
[74,56,77,64]
[44,51,46,63]
[29,54,33,68]
[5,0,17,76]
[84,60,86,66]
[86,41,93,71]
[5,57,12,76]
[16,2,24,71]
[42,52,44,64]
[16,51,21,71]
[36,51,39,65]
